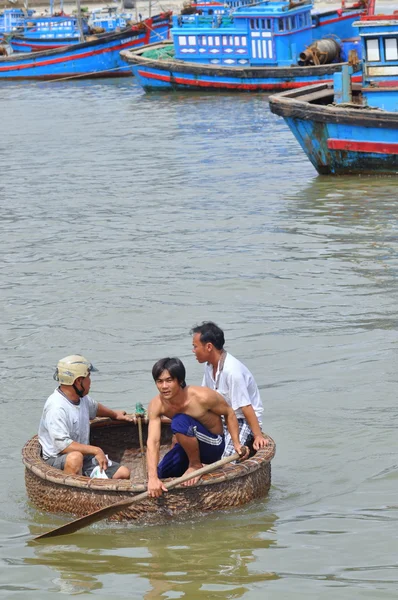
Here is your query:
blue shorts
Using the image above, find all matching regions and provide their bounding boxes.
[157,413,225,478]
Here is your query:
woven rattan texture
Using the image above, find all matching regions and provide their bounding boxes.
[22,418,276,523]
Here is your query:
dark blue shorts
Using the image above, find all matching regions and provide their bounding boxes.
[157,413,225,478]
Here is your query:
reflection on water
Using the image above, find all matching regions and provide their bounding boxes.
[26,512,278,597]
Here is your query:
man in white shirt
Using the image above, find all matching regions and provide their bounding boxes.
[39,354,133,479]
[191,322,269,457]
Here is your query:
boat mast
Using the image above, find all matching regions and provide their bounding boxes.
[366,0,375,15]
[75,0,85,42]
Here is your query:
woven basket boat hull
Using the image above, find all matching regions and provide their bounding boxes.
[22,418,275,524]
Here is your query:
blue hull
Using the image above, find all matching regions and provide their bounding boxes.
[0,15,170,80]
[269,83,398,175]
[311,7,364,41]
[121,41,362,92]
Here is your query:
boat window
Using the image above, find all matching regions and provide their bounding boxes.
[385,37,398,61]
[215,36,220,45]
[208,35,213,45]
[234,36,240,45]
[278,18,285,31]
[366,38,380,62]
[179,35,187,46]
[200,35,207,45]
[188,35,196,45]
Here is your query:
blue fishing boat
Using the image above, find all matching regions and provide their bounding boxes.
[0,8,35,34]
[268,13,398,175]
[89,6,134,32]
[120,0,367,92]
[8,14,91,52]
[0,12,170,80]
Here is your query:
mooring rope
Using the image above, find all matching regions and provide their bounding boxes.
[43,63,131,83]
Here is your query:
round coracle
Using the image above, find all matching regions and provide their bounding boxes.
[22,418,276,523]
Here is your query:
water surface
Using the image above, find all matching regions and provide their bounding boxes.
[1,78,397,599]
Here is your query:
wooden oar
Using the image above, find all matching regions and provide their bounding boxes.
[135,403,147,479]
[137,416,147,478]
[34,450,243,541]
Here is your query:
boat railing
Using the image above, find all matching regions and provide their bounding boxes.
[174,13,232,28]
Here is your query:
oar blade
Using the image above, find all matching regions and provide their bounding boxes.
[33,496,145,541]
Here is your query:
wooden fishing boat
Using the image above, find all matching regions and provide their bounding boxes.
[120,0,367,92]
[8,14,91,53]
[0,13,170,80]
[22,417,276,524]
[269,13,398,175]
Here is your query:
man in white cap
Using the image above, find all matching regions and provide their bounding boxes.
[38,355,133,479]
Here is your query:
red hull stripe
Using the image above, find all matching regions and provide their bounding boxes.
[12,42,69,49]
[138,69,361,89]
[0,35,147,72]
[365,81,398,89]
[318,12,362,26]
[328,139,398,155]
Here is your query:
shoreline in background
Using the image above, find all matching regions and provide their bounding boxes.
[1,0,396,18]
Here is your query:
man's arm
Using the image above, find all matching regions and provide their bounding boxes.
[45,407,107,467]
[97,404,135,422]
[146,398,168,498]
[61,441,108,471]
[240,405,269,449]
[204,390,245,455]
[226,371,268,449]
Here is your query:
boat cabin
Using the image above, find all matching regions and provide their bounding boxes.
[357,15,398,112]
[0,8,35,34]
[173,0,317,65]
[186,0,260,17]
[89,7,132,32]
[19,15,90,40]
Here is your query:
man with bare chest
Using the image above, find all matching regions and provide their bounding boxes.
[146,357,246,498]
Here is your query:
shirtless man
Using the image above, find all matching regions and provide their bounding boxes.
[147,357,246,498]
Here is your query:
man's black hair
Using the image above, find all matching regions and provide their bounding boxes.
[152,357,187,388]
[190,321,225,351]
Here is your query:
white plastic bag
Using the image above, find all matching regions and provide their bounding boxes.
[90,455,112,479]
[90,466,108,479]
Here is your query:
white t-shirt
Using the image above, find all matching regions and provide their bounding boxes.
[202,353,263,422]
[38,388,98,459]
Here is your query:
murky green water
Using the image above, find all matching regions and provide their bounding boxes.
[1,78,397,599]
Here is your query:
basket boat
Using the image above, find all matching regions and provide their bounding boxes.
[22,417,276,524]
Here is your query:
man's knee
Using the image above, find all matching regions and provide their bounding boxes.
[64,451,84,474]
[112,465,130,479]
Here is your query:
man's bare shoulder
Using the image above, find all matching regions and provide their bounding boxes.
[187,385,222,404]
[147,395,164,418]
